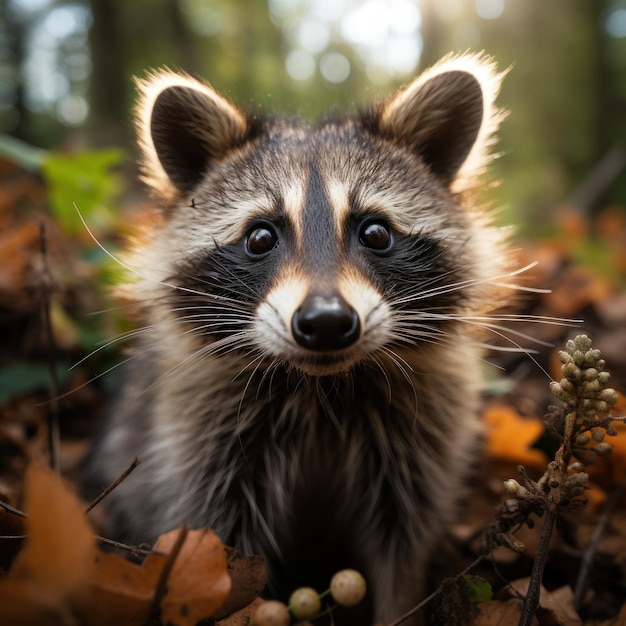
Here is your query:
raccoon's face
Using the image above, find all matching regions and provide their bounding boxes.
[133,55,506,377]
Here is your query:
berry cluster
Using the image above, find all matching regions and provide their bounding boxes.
[549,334,618,427]
[251,569,367,625]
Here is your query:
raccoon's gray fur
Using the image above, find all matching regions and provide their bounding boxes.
[88,54,511,625]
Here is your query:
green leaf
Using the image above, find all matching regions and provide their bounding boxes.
[0,362,67,404]
[40,148,124,234]
[462,575,493,603]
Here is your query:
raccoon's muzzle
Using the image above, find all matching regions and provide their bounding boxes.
[291,292,361,351]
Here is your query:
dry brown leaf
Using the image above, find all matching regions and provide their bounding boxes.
[472,599,536,625]
[0,462,95,624]
[538,586,583,626]
[507,579,582,626]
[214,546,266,619]
[85,549,167,626]
[156,527,232,626]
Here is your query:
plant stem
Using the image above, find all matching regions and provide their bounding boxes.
[518,505,556,626]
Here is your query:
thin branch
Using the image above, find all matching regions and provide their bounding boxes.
[0,534,27,540]
[96,535,152,557]
[85,457,141,513]
[1,499,152,557]
[0,500,26,517]
[39,221,61,473]
[518,506,556,626]
[145,525,189,626]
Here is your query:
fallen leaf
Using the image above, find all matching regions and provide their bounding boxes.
[484,403,547,470]
[156,528,232,626]
[0,462,95,624]
[85,549,166,626]
[214,546,266,619]
[472,599,536,625]
[507,579,582,626]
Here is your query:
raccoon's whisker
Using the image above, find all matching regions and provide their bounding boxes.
[379,347,419,421]
[415,312,565,351]
[70,325,161,370]
[173,309,253,322]
[315,380,345,438]
[369,355,393,404]
[475,343,539,354]
[392,261,545,306]
[388,320,452,349]
[453,318,552,378]
[77,208,243,303]
[414,313,553,348]
[257,359,287,406]
[447,314,579,325]
[236,354,270,421]
[139,333,255,400]
[47,353,138,403]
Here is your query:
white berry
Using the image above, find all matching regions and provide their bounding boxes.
[330,569,367,607]
[251,600,291,626]
[289,587,321,620]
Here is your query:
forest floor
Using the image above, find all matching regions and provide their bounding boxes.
[1,155,626,625]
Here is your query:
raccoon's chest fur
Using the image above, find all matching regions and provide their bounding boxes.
[88,53,510,625]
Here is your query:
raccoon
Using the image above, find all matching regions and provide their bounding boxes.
[88,54,511,625]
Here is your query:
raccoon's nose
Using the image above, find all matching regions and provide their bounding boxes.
[291,293,361,351]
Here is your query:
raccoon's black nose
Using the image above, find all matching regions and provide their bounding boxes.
[292,294,361,351]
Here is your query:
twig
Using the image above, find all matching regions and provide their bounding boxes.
[0,500,27,517]
[385,554,486,626]
[0,535,27,540]
[574,472,626,609]
[518,506,556,626]
[85,457,141,513]
[145,524,189,626]
[1,499,152,557]
[518,410,575,626]
[96,535,152,557]
[39,221,61,473]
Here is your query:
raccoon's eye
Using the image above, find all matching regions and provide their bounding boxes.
[359,220,392,251]
[246,224,278,256]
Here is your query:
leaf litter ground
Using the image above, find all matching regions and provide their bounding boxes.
[1,160,626,625]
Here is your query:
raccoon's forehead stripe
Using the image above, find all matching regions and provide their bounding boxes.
[280,182,304,244]
[325,179,351,236]
[301,162,339,273]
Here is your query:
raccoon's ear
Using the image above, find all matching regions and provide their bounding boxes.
[377,53,506,190]
[135,70,248,201]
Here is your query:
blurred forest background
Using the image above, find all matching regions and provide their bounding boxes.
[1,0,626,227]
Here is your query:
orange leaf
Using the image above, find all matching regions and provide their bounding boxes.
[156,528,232,626]
[85,549,167,626]
[484,403,547,470]
[0,462,95,624]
